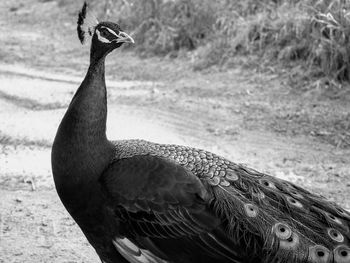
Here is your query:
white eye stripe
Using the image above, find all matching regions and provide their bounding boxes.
[96,29,111,43]
[100,26,119,37]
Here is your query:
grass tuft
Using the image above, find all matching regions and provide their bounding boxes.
[77,0,350,85]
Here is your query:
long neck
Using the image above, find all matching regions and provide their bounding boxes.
[70,57,108,140]
[52,55,114,191]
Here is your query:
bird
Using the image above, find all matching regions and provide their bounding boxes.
[51,2,350,263]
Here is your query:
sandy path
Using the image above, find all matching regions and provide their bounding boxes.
[0,68,185,263]
[0,66,349,263]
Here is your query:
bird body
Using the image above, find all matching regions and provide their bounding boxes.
[52,3,350,263]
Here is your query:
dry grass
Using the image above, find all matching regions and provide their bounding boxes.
[102,0,217,56]
[87,0,350,86]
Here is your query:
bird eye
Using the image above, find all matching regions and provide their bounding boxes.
[100,28,109,37]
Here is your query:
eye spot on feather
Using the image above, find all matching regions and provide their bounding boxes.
[259,179,276,189]
[273,222,292,240]
[328,228,344,243]
[317,251,325,257]
[308,245,331,263]
[335,207,350,219]
[334,245,350,262]
[244,203,258,217]
[225,169,239,181]
[325,212,343,225]
[279,232,299,250]
[208,176,220,186]
[286,196,303,208]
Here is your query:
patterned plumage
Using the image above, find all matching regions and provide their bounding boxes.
[51,3,350,263]
[104,140,350,263]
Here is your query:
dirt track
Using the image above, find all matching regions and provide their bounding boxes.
[0,67,184,263]
[1,0,350,262]
[1,65,350,263]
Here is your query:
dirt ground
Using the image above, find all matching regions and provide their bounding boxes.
[0,0,350,263]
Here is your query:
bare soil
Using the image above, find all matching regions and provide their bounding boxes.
[0,0,349,262]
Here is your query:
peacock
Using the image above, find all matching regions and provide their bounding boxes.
[51,2,350,263]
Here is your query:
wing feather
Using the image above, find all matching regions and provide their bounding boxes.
[103,140,350,262]
[101,155,241,262]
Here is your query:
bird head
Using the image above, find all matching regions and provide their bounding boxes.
[77,2,134,60]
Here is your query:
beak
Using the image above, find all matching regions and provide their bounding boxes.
[115,31,135,44]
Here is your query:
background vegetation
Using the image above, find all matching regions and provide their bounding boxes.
[75,0,350,87]
[1,1,350,262]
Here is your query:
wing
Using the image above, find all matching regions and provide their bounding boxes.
[101,154,241,263]
[102,140,350,263]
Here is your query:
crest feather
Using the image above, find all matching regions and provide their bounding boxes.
[77,2,98,44]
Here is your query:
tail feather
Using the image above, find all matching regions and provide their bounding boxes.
[210,163,350,263]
